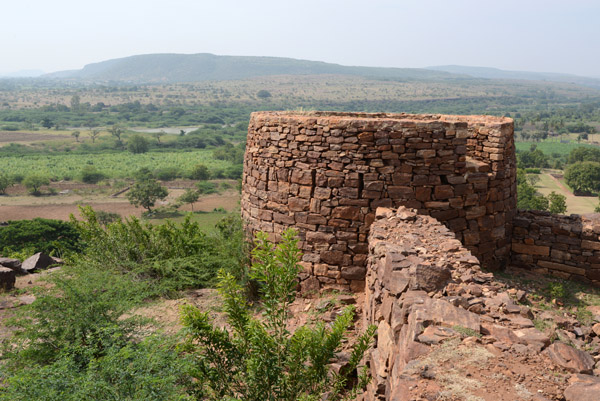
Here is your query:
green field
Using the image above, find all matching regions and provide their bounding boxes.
[515,141,596,157]
[535,172,598,214]
[0,149,232,180]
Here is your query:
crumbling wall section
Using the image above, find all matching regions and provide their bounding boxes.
[511,210,600,285]
[241,111,516,293]
[364,207,487,400]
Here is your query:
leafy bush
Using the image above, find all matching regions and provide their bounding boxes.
[0,218,80,256]
[181,229,375,400]
[196,181,217,194]
[128,135,149,154]
[23,174,50,195]
[1,265,192,401]
[0,173,11,194]
[0,336,193,401]
[71,206,243,295]
[548,191,567,214]
[80,166,106,184]
[188,163,210,180]
[154,166,181,181]
[96,210,121,226]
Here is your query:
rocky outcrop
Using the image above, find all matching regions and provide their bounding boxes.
[21,252,55,273]
[364,207,598,400]
[0,258,22,270]
[0,267,16,290]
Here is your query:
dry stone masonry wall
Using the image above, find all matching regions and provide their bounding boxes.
[512,210,600,285]
[241,111,517,293]
[364,207,487,399]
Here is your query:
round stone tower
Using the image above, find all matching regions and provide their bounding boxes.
[241,111,516,293]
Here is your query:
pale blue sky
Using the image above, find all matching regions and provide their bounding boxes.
[1,0,598,77]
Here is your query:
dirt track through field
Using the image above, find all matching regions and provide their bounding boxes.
[0,191,240,221]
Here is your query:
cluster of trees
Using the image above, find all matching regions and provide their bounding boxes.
[0,173,51,196]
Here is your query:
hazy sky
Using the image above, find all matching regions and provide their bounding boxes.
[1,0,599,77]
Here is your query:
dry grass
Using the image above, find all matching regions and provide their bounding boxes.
[404,338,493,401]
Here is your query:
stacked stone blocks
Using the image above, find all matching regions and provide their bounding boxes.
[241,111,516,293]
[512,210,600,285]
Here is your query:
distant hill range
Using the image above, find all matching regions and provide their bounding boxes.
[427,65,600,89]
[40,53,600,89]
[44,53,453,83]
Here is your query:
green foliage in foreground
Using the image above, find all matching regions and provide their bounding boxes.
[181,229,376,400]
[0,265,193,401]
[71,206,244,295]
[0,218,81,257]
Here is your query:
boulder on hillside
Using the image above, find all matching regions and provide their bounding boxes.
[0,267,16,291]
[564,375,600,401]
[21,252,55,273]
[545,342,595,374]
[0,257,22,273]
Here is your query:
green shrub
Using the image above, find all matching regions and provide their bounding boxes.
[0,218,80,256]
[154,167,181,181]
[80,166,106,184]
[1,265,192,401]
[71,206,243,295]
[188,163,210,180]
[181,229,375,400]
[0,337,193,401]
[196,181,217,194]
[22,174,50,195]
[127,135,149,154]
[0,173,11,194]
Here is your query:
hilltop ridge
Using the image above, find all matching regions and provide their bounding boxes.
[44,53,455,84]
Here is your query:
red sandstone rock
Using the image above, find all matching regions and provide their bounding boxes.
[545,342,595,374]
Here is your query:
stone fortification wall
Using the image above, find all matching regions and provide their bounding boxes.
[241,111,516,293]
[512,210,600,285]
[364,207,488,400]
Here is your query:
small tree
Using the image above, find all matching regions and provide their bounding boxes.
[41,117,53,129]
[109,125,124,147]
[0,173,11,194]
[548,191,567,214]
[71,130,80,142]
[128,135,149,154]
[126,178,168,212]
[153,131,165,144]
[178,188,199,211]
[23,175,50,195]
[88,129,101,143]
[181,229,375,400]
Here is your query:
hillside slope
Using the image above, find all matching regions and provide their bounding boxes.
[45,53,456,83]
[427,65,600,89]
